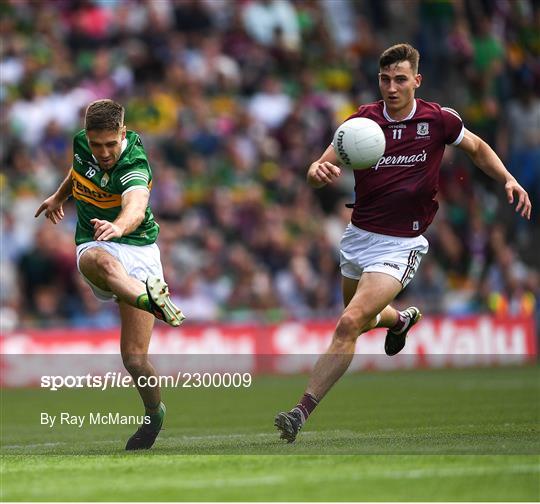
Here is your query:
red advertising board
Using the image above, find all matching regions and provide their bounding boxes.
[0,316,536,386]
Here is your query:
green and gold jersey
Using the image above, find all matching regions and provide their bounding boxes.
[71,129,159,246]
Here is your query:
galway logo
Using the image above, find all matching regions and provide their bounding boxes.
[417,122,429,136]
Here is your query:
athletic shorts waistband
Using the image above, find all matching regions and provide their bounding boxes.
[348,222,423,242]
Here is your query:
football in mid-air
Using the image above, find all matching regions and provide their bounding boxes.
[333,117,386,169]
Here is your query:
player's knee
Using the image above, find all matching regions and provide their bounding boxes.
[335,308,376,344]
[122,353,148,376]
[334,314,363,344]
[93,253,120,278]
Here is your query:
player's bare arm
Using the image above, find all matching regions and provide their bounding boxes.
[307,145,342,188]
[34,171,73,224]
[457,129,532,219]
[91,188,149,241]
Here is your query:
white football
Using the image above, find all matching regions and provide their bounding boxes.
[333,117,386,170]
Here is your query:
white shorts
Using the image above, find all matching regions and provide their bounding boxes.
[76,241,164,301]
[339,223,429,288]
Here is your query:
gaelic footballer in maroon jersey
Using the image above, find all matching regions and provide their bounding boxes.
[347,99,464,237]
[275,43,531,445]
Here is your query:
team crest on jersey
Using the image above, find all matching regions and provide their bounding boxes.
[417,122,429,136]
[100,173,109,187]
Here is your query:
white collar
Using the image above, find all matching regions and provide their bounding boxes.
[383,99,417,122]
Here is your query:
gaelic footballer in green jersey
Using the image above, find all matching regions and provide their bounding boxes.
[35,99,185,451]
[71,130,159,246]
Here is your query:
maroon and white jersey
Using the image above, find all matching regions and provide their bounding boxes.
[346,98,464,237]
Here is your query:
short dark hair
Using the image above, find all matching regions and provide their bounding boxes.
[85,99,124,132]
[379,43,420,74]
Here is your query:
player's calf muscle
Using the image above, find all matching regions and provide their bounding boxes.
[79,262,111,291]
[80,249,144,305]
[363,315,380,332]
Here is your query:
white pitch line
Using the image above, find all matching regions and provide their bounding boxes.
[1,431,290,450]
[344,464,540,481]
[160,475,285,489]
[155,464,540,488]
[169,432,284,441]
[1,442,67,450]
[2,427,538,452]
[142,464,540,488]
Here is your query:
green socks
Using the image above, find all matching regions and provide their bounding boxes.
[145,402,166,431]
[136,293,151,312]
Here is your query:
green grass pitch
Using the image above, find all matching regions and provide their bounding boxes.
[1,365,539,501]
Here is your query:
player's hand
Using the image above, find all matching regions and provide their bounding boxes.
[311,162,341,186]
[505,179,532,220]
[35,195,65,224]
[90,218,123,241]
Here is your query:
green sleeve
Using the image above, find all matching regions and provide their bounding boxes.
[112,163,152,194]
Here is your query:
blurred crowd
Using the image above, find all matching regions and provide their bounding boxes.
[1,0,539,330]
